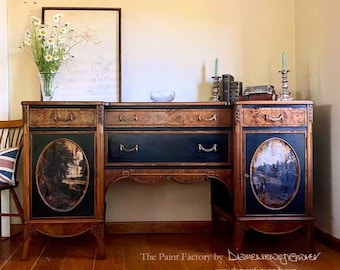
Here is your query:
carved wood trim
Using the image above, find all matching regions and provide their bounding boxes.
[307,104,313,123]
[104,169,233,194]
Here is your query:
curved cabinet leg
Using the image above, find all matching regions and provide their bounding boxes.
[211,208,218,234]
[306,221,315,253]
[233,221,247,252]
[22,224,34,260]
[91,223,106,259]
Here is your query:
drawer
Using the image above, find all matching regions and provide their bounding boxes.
[105,109,231,128]
[241,107,307,127]
[29,108,97,128]
[106,131,231,164]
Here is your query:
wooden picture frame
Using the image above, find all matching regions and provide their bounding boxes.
[42,7,121,102]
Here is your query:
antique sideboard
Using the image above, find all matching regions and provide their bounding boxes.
[21,100,314,259]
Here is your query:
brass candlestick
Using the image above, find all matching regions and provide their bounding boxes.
[211,76,221,101]
[278,69,293,101]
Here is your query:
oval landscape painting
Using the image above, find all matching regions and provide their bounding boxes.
[250,138,300,210]
[36,138,89,212]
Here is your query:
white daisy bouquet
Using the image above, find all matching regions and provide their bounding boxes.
[20,14,80,74]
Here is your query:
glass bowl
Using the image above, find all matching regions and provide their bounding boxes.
[150,90,175,102]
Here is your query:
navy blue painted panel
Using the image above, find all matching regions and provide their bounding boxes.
[245,132,306,215]
[108,133,229,163]
[31,133,95,218]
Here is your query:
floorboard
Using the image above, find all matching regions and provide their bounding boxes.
[1,231,339,270]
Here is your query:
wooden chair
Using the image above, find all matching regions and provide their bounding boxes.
[0,120,24,232]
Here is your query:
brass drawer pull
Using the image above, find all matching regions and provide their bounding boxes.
[198,114,217,122]
[198,143,217,153]
[51,112,75,122]
[119,114,138,122]
[119,144,139,152]
[265,113,285,122]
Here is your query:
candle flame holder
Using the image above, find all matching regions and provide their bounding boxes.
[211,76,221,101]
[278,69,293,101]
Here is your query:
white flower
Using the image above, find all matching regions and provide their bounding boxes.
[39,28,47,36]
[60,27,68,34]
[45,55,53,62]
[46,38,55,46]
[24,29,31,37]
[20,13,84,73]
[31,16,41,26]
[53,14,64,23]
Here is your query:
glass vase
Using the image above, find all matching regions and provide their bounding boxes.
[39,72,56,101]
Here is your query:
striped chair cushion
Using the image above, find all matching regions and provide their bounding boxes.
[0,147,19,186]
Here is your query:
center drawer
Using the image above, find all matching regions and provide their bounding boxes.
[106,131,230,164]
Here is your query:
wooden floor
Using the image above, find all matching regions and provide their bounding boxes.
[1,231,339,270]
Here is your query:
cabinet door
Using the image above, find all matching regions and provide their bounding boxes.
[31,132,96,218]
[244,131,306,215]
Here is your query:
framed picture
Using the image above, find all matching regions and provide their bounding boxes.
[42,7,121,102]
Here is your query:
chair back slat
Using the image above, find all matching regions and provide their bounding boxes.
[0,120,24,149]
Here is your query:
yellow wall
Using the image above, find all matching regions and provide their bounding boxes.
[6,1,297,223]
[8,0,295,117]
[296,0,340,239]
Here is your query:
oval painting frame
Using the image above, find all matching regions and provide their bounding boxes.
[250,137,300,210]
[35,138,90,212]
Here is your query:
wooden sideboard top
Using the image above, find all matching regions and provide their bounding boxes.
[22,101,230,107]
[22,100,313,107]
[234,100,313,105]
[21,101,108,106]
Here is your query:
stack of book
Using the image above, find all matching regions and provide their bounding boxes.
[222,74,243,104]
[238,85,276,101]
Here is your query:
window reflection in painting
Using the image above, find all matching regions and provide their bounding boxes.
[36,138,90,212]
[250,138,300,210]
